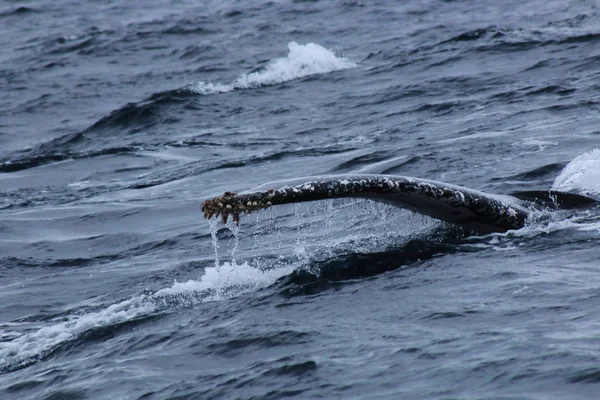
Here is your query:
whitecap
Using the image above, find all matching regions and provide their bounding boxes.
[190,41,357,94]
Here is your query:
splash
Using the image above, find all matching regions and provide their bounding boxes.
[190,41,357,94]
[552,149,600,195]
[158,260,293,303]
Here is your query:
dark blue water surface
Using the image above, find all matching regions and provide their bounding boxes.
[2,0,600,398]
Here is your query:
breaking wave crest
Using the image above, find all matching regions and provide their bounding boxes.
[190,41,357,94]
[0,260,293,374]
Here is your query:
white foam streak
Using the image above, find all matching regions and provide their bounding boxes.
[0,260,292,372]
[552,149,600,195]
[0,295,154,372]
[191,42,356,94]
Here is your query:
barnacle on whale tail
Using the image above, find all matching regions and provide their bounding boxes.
[201,191,274,224]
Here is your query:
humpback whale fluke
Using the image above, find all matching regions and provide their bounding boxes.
[201,174,599,234]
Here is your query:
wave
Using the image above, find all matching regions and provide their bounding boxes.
[441,26,504,44]
[491,163,565,184]
[0,259,293,374]
[189,41,357,95]
[0,145,143,173]
[0,42,354,172]
[424,24,600,56]
[0,89,195,173]
[0,6,37,18]
[286,237,463,290]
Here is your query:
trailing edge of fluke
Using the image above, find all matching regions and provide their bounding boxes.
[201,174,599,234]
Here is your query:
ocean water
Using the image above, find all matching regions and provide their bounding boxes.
[2,0,600,399]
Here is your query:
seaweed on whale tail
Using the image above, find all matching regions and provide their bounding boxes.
[201,174,599,234]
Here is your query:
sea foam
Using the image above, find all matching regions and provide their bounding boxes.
[0,260,292,373]
[190,41,357,94]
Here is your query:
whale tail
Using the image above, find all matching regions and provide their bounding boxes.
[510,190,599,210]
[201,174,599,234]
